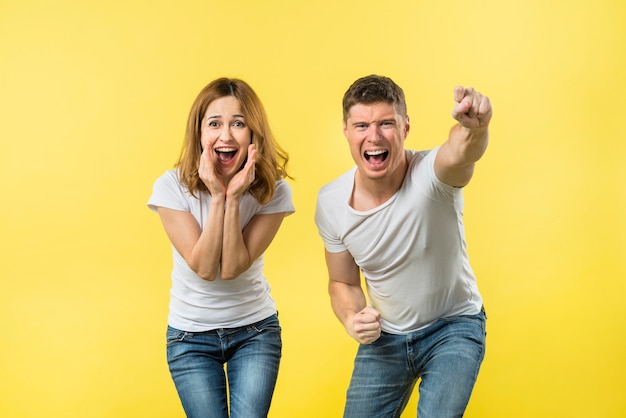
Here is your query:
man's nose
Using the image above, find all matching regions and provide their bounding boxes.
[366,124,381,142]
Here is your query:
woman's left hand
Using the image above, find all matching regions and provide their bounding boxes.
[226,144,256,200]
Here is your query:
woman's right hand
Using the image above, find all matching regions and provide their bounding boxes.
[198,146,226,198]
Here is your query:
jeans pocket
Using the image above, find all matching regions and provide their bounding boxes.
[249,315,282,336]
[440,312,486,332]
[166,327,187,347]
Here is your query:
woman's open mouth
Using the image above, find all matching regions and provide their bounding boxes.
[215,147,238,164]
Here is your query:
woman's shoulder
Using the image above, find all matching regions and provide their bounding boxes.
[274,178,292,193]
[152,169,185,190]
[151,168,197,201]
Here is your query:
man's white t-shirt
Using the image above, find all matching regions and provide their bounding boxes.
[315,147,482,334]
[148,170,295,332]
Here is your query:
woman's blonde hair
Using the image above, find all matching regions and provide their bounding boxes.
[176,78,290,204]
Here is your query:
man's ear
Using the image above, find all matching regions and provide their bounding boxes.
[404,116,410,139]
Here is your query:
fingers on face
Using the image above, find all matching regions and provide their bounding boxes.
[245,146,257,176]
[200,147,214,172]
[248,144,257,162]
[201,143,213,159]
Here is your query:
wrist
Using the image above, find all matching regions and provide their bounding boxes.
[210,193,226,205]
[224,195,241,208]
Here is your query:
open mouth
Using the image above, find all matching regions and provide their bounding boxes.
[364,149,389,164]
[215,147,238,163]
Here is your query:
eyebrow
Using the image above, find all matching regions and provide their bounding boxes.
[351,118,396,127]
[207,113,245,120]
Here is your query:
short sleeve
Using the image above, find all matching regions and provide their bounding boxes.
[257,179,295,216]
[147,170,190,213]
[314,189,347,253]
[413,147,460,203]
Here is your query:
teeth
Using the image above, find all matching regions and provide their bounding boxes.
[365,150,386,156]
[215,147,236,153]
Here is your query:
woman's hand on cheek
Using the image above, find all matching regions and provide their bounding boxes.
[227,144,256,200]
[199,145,226,197]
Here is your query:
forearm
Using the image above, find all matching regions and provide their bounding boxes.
[220,198,250,280]
[188,196,226,281]
[329,280,367,328]
[448,123,489,166]
[435,123,489,187]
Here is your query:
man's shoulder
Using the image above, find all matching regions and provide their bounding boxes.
[405,148,439,177]
[407,148,434,163]
[318,168,355,200]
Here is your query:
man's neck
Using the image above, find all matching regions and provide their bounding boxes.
[350,157,408,211]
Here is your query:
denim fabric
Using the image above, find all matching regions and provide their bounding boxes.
[166,314,282,418]
[344,310,486,418]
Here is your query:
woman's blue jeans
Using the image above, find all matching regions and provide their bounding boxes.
[344,310,486,418]
[166,314,282,418]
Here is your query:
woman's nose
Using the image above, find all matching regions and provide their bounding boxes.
[218,126,232,141]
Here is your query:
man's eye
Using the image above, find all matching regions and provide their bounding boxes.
[355,124,367,130]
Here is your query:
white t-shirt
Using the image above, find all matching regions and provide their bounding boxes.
[315,147,482,334]
[148,169,295,331]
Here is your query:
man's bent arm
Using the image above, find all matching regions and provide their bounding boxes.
[325,249,381,344]
[435,86,492,188]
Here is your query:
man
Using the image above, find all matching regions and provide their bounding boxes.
[315,75,492,418]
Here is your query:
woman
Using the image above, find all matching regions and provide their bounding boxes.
[148,78,294,417]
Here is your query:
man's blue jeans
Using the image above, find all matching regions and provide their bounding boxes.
[166,314,282,418]
[344,310,486,418]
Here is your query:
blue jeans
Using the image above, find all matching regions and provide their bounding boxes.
[344,309,486,418]
[166,314,282,418]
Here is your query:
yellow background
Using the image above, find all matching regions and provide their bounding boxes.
[1,0,624,416]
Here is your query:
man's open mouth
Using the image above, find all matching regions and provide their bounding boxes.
[364,149,389,164]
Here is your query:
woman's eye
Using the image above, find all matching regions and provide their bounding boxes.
[208,121,219,127]
[233,120,245,127]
